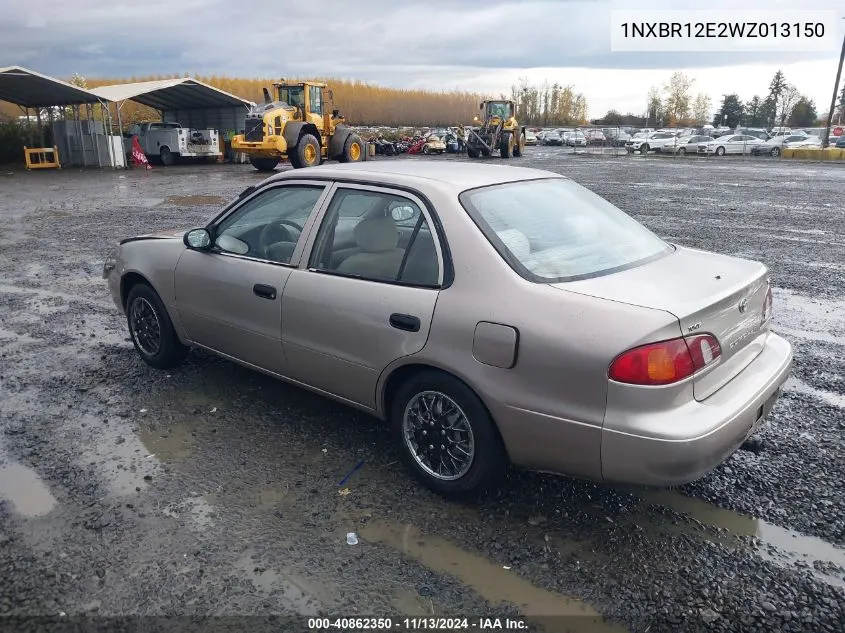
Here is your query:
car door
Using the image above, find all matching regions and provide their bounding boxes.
[174,181,331,375]
[281,183,444,409]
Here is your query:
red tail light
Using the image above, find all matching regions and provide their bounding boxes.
[609,334,721,386]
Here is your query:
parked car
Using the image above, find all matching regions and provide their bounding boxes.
[699,134,759,155]
[626,131,676,154]
[564,131,587,147]
[542,131,564,146]
[603,129,631,146]
[836,136,845,148]
[667,135,713,154]
[127,121,221,166]
[584,129,606,144]
[750,134,813,156]
[421,134,446,155]
[104,162,792,497]
[524,131,537,146]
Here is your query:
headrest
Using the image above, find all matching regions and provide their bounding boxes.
[354,216,399,252]
[496,229,530,259]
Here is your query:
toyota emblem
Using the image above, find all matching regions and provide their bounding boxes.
[738,297,748,313]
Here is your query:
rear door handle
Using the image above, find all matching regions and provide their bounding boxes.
[389,313,420,332]
[253,283,277,300]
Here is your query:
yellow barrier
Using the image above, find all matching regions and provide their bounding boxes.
[782,147,845,160]
[23,146,61,169]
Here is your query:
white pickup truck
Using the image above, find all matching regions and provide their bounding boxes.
[127,121,221,166]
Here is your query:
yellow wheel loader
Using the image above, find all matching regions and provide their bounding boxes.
[465,100,526,159]
[232,80,365,171]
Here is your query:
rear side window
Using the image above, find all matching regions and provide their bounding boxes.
[459,178,672,283]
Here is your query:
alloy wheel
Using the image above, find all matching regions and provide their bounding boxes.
[129,297,162,356]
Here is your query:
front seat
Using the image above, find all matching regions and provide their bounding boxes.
[335,215,405,281]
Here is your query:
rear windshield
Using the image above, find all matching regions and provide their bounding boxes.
[459,178,673,282]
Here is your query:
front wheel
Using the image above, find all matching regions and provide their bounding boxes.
[678,147,686,155]
[715,146,726,156]
[391,370,508,498]
[770,147,781,157]
[639,144,649,154]
[293,134,321,168]
[126,283,188,369]
[422,145,431,155]
[499,132,513,158]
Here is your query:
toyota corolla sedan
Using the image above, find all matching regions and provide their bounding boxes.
[104,162,792,498]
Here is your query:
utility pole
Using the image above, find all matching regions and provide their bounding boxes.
[822,22,845,148]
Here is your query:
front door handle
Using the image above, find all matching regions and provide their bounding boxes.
[389,313,420,332]
[253,283,277,300]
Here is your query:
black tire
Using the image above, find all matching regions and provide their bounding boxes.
[249,156,279,171]
[160,146,174,166]
[125,283,188,370]
[678,147,686,155]
[293,134,321,168]
[500,132,513,158]
[481,148,492,157]
[716,146,726,156]
[770,147,781,157]
[339,133,364,162]
[422,145,431,155]
[390,370,508,498]
[467,147,480,158]
[639,143,649,154]
[513,133,525,157]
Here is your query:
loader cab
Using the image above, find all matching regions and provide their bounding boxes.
[274,81,336,132]
[485,101,513,119]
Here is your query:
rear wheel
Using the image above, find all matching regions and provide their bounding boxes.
[513,133,525,157]
[249,156,279,171]
[500,132,513,158]
[293,134,321,168]
[126,283,188,369]
[339,134,364,162]
[391,370,508,498]
[160,146,175,166]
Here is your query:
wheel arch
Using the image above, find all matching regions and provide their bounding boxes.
[120,270,154,309]
[329,124,354,158]
[282,122,322,151]
[378,361,511,461]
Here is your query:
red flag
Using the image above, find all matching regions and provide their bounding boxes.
[130,136,152,169]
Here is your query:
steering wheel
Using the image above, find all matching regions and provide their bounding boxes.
[258,219,303,258]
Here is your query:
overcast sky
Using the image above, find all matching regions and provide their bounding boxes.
[3,0,845,118]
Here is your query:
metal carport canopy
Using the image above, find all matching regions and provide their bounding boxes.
[89,78,254,111]
[0,66,103,107]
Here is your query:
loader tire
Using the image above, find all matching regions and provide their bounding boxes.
[339,134,364,162]
[467,147,480,158]
[249,157,279,172]
[293,134,321,169]
[500,132,513,158]
[513,133,525,157]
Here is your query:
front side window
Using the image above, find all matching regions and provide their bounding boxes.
[309,86,322,115]
[309,189,440,286]
[213,185,325,264]
[459,178,672,282]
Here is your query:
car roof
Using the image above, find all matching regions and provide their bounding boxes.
[267,161,565,193]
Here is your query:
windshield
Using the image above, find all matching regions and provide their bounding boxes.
[487,102,511,118]
[459,178,672,282]
[277,86,304,107]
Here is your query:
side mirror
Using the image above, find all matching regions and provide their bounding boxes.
[332,109,340,117]
[184,228,211,249]
[389,203,416,222]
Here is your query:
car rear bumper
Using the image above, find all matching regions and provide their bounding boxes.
[601,332,792,486]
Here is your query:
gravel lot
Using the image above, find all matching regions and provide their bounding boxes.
[1,150,844,632]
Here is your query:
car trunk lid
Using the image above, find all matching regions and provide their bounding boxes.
[551,246,771,400]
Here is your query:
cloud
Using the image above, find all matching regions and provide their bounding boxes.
[1,0,843,116]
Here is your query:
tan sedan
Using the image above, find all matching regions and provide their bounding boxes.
[104,162,792,497]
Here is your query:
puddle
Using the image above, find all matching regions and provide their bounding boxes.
[233,551,324,614]
[360,522,626,632]
[640,490,845,587]
[164,195,225,206]
[390,587,436,615]
[0,458,56,517]
[163,495,216,528]
[784,376,845,410]
[137,423,196,461]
